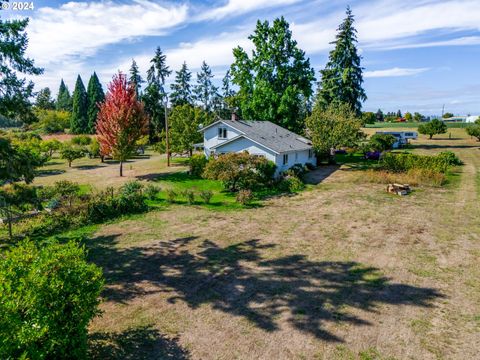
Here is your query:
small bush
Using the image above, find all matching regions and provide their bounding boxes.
[185,190,195,204]
[199,190,213,204]
[166,189,177,203]
[71,135,92,146]
[284,163,307,179]
[144,184,161,200]
[381,152,457,173]
[437,151,462,166]
[305,162,316,171]
[278,175,305,192]
[121,180,143,197]
[236,189,254,205]
[0,240,104,359]
[189,154,208,177]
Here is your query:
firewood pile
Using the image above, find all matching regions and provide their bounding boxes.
[386,183,411,196]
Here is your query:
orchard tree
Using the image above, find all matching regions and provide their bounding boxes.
[404,112,413,121]
[170,62,192,106]
[442,112,454,119]
[168,104,212,157]
[56,79,72,111]
[35,87,55,110]
[143,47,171,141]
[231,17,315,132]
[96,72,148,176]
[361,111,376,125]
[60,143,84,167]
[466,123,480,141]
[71,75,88,134]
[194,61,218,111]
[86,72,105,134]
[413,112,425,122]
[418,119,447,139]
[306,103,365,163]
[0,18,43,123]
[316,7,366,115]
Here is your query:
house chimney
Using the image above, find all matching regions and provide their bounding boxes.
[231,111,239,121]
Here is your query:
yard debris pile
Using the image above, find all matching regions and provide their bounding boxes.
[386,183,411,196]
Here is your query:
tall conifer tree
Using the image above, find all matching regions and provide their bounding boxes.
[170,62,192,107]
[71,75,88,134]
[316,7,366,115]
[129,59,144,98]
[143,47,172,141]
[56,79,72,111]
[193,61,218,111]
[87,72,105,134]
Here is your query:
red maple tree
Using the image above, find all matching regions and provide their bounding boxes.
[96,72,148,176]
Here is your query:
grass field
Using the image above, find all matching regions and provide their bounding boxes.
[42,128,480,359]
[365,121,471,129]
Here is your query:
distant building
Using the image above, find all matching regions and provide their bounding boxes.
[442,115,479,123]
[376,131,418,149]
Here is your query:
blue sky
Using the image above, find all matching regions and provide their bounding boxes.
[4,0,480,115]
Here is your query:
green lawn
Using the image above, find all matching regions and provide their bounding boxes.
[365,121,470,129]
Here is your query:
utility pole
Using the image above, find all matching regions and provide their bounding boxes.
[165,96,170,167]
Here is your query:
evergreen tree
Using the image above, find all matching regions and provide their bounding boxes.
[170,62,192,107]
[129,59,144,98]
[193,61,218,111]
[214,70,236,119]
[56,79,72,111]
[143,47,172,142]
[231,17,315,132]
[396,109,402,118]
[86,72,105,134]
[0,18,43,123]
[315,7,366,115]
[70,75,88,134]
[376,109,384,122]
[35,87,55,110]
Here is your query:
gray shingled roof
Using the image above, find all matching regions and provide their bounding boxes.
[203,119,313,153]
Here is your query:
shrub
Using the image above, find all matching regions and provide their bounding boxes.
[437,151,462,166]
[71,135,92,146]
[120,180,143,197]
[284,163,307,179]
[365,133,396,152]
[189,154,208,177]
[166,189,177,203]
[278,175,305,193]
[144,184,161,200]
[199,190,213,204]
[466,124,480,141]
[185,190,195,204]
[40,139,62,157]
[236,189,254,205]
[86,137,100,158]
[203,152,277,191]
[305,162,316,171]
[0,240,104,359]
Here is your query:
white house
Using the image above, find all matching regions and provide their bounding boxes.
[376,131,418,148]
[200,115,316,174]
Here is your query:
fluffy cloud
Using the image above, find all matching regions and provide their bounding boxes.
[364,67,430,78]
[26,0,188,65]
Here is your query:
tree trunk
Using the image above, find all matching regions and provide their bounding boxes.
[429,134,433,139]
[189,149,193,157]
[101,155,105,163]
[7,206,12,241]
[68,160,72,167]
[120,161,123,177]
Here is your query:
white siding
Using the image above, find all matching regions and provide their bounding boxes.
[213,137,277,163]
[275,149,315,173]
[203,123,242,157]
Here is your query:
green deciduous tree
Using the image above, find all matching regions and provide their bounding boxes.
[315,7,366,115]
[466,124,480,141]
[306,103,365,162]
[361,111,376,125]
[33,109,70,133]
[404,112,413,121]
[442,112,454,119]
[71,75,88,134]
[0,18,43,124]
[168,104,212,156]
[194,61,218,112]
[60,143,85,167]
[0,240,103,360]
[87,72,105,134]
[418,119,447,139]
[231,17,315,132]
[170,62,192,106]
[35,87,55,110]
[56,79,72,111]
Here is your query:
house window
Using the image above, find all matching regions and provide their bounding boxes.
[283,154,288,165]
[218,127,227,139]
[308,149,313,158]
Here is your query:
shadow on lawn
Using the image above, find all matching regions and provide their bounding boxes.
[88,326,190,359]
[412,143,479,150]
[83,234,444,343]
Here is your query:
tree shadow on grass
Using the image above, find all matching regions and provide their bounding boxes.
[88,326,190,359]
[412,143,479,150]
[84,234,444,343]
[35,169,66,177]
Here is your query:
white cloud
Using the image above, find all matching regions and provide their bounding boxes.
[197,0,301,21]
[27,1,188,65]
[364,67,430,78]
[379,36,480,50]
